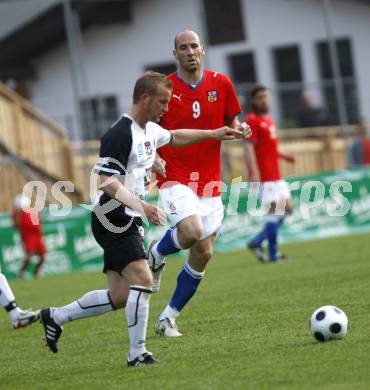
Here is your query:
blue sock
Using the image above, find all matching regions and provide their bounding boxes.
[156,227,181,256]
[169,261,204,312]
[266,218,279,261]
[250,225,268,247]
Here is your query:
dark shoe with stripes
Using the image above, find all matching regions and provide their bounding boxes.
[127,352,159,367]
[40,308,63,353]
[247,242,267,263]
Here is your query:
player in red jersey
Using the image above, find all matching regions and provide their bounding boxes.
[12,194,47,278]
[147,30,251,337]
[156,69,242,197]
[244,86,295,262]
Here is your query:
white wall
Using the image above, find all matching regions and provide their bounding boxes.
[331,0,370,123]
[207,0,370,124]
[30,0,203,137]
[27,0,370,137]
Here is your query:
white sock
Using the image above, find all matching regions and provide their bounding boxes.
[0,273,21,321]
[0,273,16,307]
[160,305,180,323]
[125,286,152,361]
[53,290,114,326]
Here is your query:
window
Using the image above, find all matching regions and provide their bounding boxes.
[228,51,257,110]
[274,46,302,83]
[316,38,358,125]
[203,0,245,45]
[144,62,177,75]
[229,52,256,84]
[272,45,304,127]
[80,95,118,140]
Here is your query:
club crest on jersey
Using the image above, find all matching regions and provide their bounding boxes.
[207,90,218,103]
[169,202,177,215]
[137,144,145,158]
[144,141,153,156]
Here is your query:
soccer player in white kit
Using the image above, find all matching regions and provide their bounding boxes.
[38,71,246,365]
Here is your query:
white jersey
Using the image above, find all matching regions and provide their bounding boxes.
[94,114,171,217]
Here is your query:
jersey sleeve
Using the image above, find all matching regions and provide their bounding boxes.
[152,122,172,148]
[245,113,258,144]
[94,123,132,176]
[224,76,242,119]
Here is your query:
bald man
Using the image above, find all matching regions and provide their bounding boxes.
[148,30,251,337]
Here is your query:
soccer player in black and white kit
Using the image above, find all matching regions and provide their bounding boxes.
[38,71,247,366]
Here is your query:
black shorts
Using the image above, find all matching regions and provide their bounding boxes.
[91,212,147,274]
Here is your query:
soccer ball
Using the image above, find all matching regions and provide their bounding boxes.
[310,305,348,342]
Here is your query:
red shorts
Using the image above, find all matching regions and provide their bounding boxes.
[23,235,46,255]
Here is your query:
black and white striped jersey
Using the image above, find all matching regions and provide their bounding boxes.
[94,114,171,217]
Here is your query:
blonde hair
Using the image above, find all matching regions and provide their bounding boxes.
[133,71,172,104]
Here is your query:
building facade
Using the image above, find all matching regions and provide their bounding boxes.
[1,0,370,139]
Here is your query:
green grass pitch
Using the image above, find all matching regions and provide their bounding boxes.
[1,233,370,390]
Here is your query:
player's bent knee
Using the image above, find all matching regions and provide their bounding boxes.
[130,271,153,290]
[140,274,153,289]
[178,226,203,248]
[109,291,126,309]
[192,246,213,264]
[199,248,213,262]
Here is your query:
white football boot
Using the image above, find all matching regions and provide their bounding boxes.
[12,308,40,329]
[155,317,182,337]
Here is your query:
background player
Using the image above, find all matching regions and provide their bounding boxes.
[38,71,246,366]
[147,30,251,337]
[244,85,295,262]
[0,271,39,328]
[12,194,46,278]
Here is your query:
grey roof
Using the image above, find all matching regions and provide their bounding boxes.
[0,0,58,38]
[0,0,131,80]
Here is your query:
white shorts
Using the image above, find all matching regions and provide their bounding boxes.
[159,184,224,240]
[258,180,291,206]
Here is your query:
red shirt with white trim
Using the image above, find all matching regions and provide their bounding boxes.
[245,112,281,182]
[157,69,241,196]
